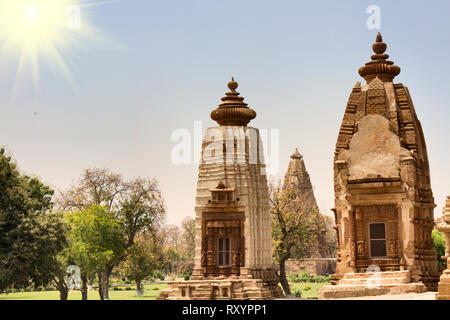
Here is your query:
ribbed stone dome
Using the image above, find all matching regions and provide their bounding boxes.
[210,78,256,126]
[358,33,400,83]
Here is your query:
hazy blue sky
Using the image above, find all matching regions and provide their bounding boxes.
[0,0,449,224]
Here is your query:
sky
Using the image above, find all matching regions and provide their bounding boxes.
[0,0,449,225]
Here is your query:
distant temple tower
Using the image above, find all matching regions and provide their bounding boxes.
[283,148,331,258]
[159,79,283,300]
[319,33,440,299]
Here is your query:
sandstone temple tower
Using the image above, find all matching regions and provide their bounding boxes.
[436,196,450,300]
[158,78,283,300]
[283,148,331,258]
[319,33,440,298]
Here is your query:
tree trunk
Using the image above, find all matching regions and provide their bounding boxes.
[81,273,88,300]
[98,271,104,300]
[101,266,113,300]
[136,279,143,297]
[55,276,69,300]
[59,288,69,300]
[279,259,291,295]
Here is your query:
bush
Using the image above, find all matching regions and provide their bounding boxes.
[299,269,309,278]
[293,289,302,298]
[125,286,133,291]
[288,273,298,283]
[34,287,43,292]
[153,270,165,281]
[113,287,121,291]
[288,272,331,283]
[152,287,159,290]
[303,286,311,291]
[184,275,190,281]
[177,262,195,278]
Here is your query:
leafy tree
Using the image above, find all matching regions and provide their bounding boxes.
[162,244,181,274]
[270,182,325,295]
[162,224,182,249]
[67,205,125,300]
[118,233,162,296]
[0,148,67,293]
[432,229,446,268]
[180,216,195,261]
[56,168,165,300]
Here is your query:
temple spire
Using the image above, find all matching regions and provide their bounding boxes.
[358,32,400,83]
[210,78,256,126]
[290,148,303,160]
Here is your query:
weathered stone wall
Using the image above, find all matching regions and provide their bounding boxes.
[281,258,336,276]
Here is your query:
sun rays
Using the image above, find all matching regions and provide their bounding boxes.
[0,0,114,94]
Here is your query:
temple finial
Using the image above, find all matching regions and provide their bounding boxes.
[228,77,238,91]
[376,32,382,42]
[290,148,303,160]
[372,32,387,54]
[358,33,400,83]
[210,78,256,126]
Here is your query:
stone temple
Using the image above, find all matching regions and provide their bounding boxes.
[283,148,331,259]
[158,78,283,300]
[436,196,450,300]
[319,33,440,299]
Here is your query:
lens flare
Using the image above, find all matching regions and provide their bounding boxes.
[0,0,112,93]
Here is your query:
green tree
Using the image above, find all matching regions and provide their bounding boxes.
[270,182,325,295]
[67,205,125,300]
[180,216,195,262]
[0,148,67,293]
[119,233,162,296]
[57,168,166,300]
[163,245,181,275]
[432,229,446,267]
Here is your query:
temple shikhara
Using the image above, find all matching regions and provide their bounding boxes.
[319,33,441,299]
[283,149,331,259]
[158,79,283,300]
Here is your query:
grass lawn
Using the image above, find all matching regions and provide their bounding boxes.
[0,284,167,300]
[289,282,329,299]
[0,282,329,300]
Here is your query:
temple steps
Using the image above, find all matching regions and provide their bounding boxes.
[318,270,427,299]
[339,270,411,285]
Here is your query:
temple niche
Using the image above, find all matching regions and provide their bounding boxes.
[319,33,440,299]
[158,78,283,300]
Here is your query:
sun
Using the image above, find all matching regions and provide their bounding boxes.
[0,0,110,92]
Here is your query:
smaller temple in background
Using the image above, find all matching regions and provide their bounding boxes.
[436,196,450,300]
[281,148,336,276]
[283,148,333,259]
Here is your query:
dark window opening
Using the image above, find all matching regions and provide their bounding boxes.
[369,223,387,257]
[218,238,230,266]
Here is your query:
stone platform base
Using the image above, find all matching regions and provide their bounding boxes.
[436,268,450,300]
[157,278,282,300]
[318,270,426,300]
